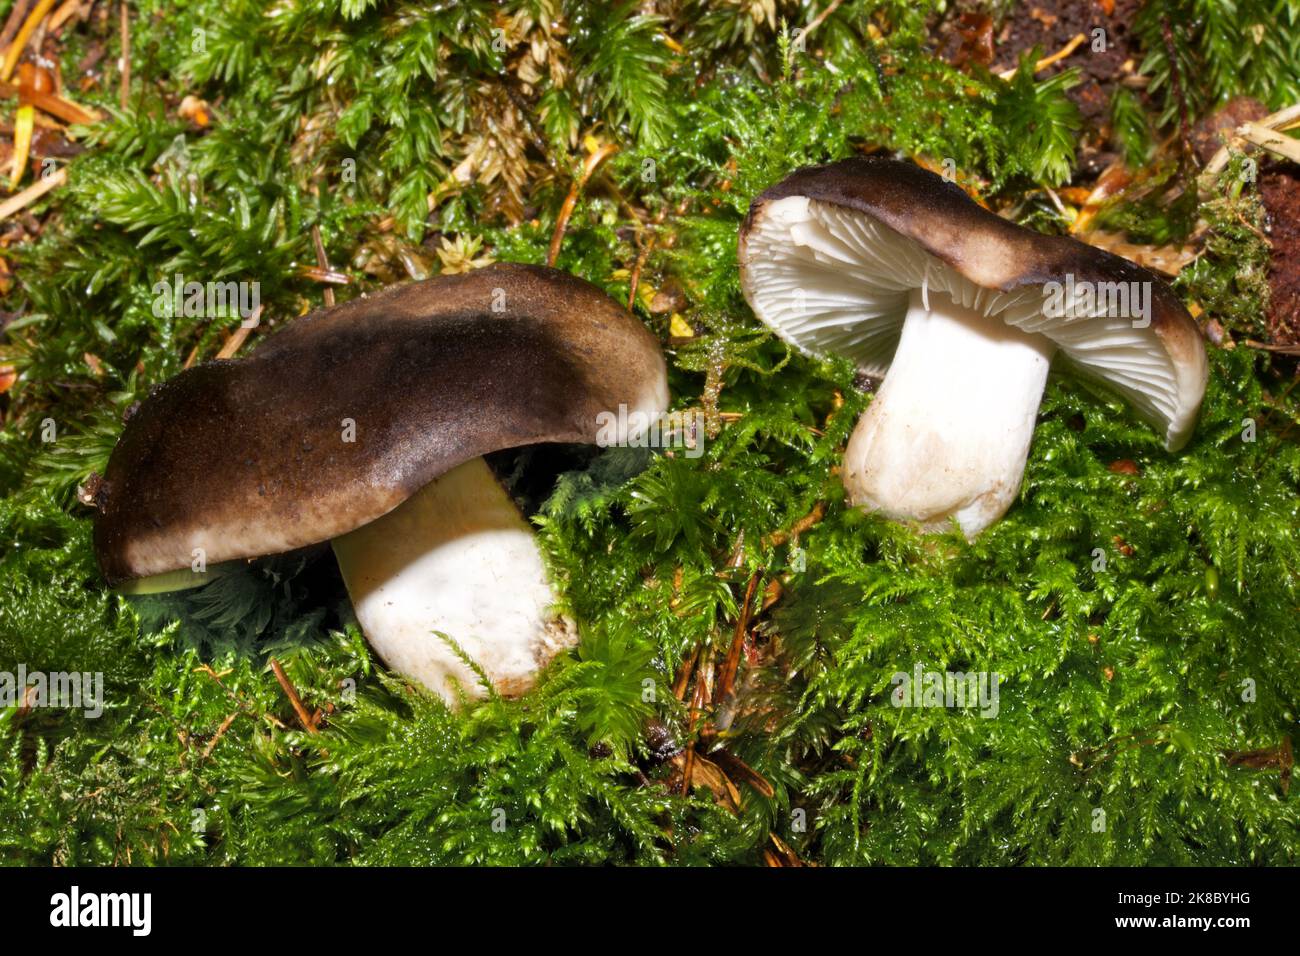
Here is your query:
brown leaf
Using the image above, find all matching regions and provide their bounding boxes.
[671,751,741,810]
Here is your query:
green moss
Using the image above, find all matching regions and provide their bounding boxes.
[0,1,1295,865]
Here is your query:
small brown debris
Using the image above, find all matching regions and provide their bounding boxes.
[76,471,103,507]
[952,12,994,69]
[648,278,687,314]
[177,94,210,127]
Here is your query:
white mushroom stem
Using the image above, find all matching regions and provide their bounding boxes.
[331,456,575,706]
[842,287,1056,537]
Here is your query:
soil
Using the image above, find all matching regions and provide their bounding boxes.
[1259,163,1300,346]
[1192,98,1300,348]
[938,0,1145,134]
[999,0,1144,126]
[1190,96,1270,165]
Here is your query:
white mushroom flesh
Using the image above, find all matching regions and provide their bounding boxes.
[741,194,1203,536]
[332,456,575,706]
[843,287,1055,536]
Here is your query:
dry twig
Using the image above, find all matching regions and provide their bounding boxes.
[269,658,319,734]
[547,141,618,267]
[0,164,64,219]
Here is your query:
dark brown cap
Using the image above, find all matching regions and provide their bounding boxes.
[739,157,1207,450]
[94,263,668,586]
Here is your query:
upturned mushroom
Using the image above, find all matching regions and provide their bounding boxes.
[93,263,668,703]
[739,158,1207,537]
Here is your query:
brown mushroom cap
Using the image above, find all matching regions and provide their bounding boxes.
[94,263,668,586]
[738,157,1207,450]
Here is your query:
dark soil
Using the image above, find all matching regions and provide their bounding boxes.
[997,0,1144,129]
[1259,163,1300,346]
[938,0,1145,133]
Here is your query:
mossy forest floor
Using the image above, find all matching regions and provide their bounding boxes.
[0,1,1297,865]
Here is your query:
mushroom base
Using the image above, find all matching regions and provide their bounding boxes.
[332,456,577,706]
[843,288,1055,537]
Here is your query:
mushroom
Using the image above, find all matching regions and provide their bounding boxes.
[738,158,1207,537]
[94,263,668,704]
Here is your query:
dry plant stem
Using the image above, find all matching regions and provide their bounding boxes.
[803,0,845,39]
[1236,122,1300,165]
[547,142,618,266]
[0,0,33,51]
[627,232,655,310]
[1160,16,1194,163]
[311,224,335,307]
[708,748,774,797]
[215,325,252,360]
[716,570,760,705]
[763,500,827,548]
[0,0,54,81]
[0,164,64,219]
[201,711,240,759]
[1203,101,1300,182]
[47,0,80,32]
[996,32,1086,79]
[1245,340,1300,355]
[269,657,318,734]
[680,647,710,796]
[118,0,129,110]
[672,646,698,701]
[9,103,32,187]
[214,305,261,359]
